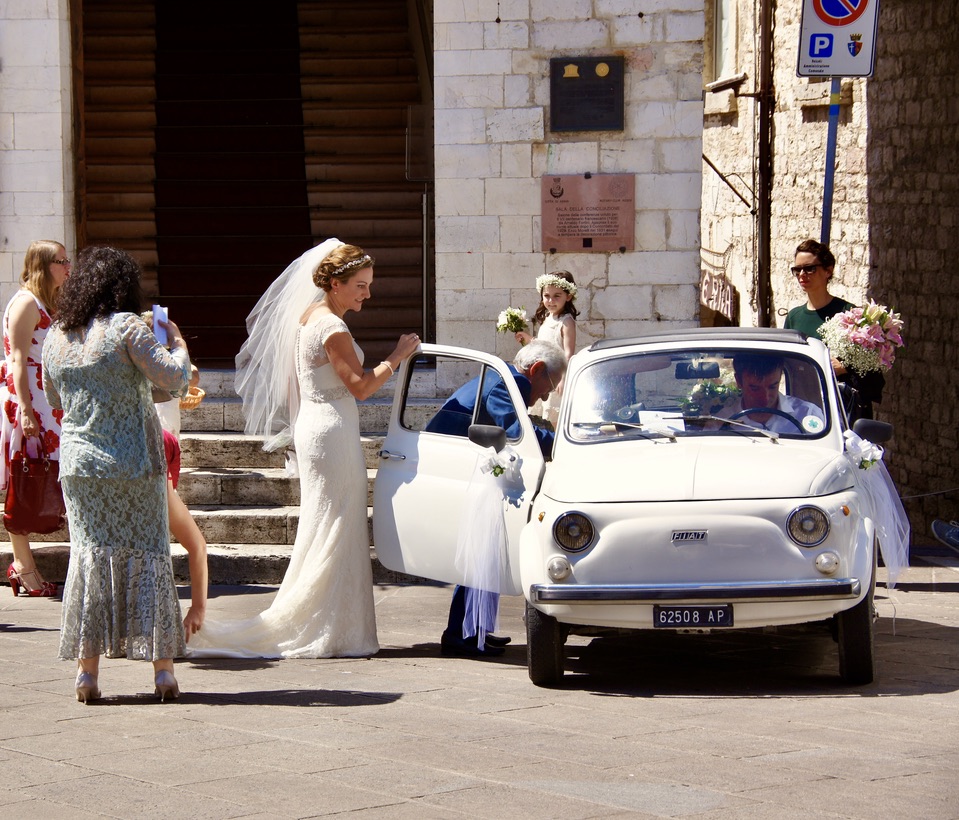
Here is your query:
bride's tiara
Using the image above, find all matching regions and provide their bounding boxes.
[331,255,373,277]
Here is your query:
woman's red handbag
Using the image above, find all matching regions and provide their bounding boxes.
[3,440,66,535]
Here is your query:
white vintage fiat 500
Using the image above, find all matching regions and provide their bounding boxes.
[373,328,899,686]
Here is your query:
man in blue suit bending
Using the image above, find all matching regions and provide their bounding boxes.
[425,339,567,657]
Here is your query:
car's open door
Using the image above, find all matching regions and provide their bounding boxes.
[372,344,548,595]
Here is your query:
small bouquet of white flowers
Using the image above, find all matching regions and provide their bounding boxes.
[818,301,904,376]
[496,306,529,335]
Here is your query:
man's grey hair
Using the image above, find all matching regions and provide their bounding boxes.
[514,339,567,380]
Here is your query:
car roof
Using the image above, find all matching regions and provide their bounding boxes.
[588,326,812,352]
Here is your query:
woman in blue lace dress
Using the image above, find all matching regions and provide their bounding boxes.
[42,247,191,703]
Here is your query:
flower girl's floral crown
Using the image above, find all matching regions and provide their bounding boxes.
[535,273,577,298]
[331,255,373,277]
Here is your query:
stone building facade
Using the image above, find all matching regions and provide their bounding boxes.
[0,0,76,303]
[2,1,705,360]
[701,0,959,536]
[433,1,705,372]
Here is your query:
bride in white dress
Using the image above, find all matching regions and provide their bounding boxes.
[188,239,420,658]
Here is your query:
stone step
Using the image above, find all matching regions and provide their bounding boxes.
[181,368,442,434]
[0,494,378,545]
[1,503,375,551]
[179,432,285,469]
[0,372,443,552]
[0,542,424,587]
[179,433,387,471]
[178,466,377,507]
[1,437,386,543]
[182,395,441,436]
[178,504,380,547]
[190,367,440,401]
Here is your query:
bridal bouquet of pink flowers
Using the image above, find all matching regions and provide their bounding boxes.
[818,300,904,376]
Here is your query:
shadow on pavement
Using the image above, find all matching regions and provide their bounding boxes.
[75,688,403,707]
[379,642,529,666]
[551,618,959,698]
[0,622,60,633]
[887,580,959,593]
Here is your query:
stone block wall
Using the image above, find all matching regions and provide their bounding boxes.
[0,0,75,308]
[433,1,705,366]
[701,0,959,536]
[863,1,959,532]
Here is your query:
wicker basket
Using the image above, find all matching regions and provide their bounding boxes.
[178,386,206,411]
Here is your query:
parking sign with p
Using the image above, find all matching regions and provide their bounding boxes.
[797,0,879,77]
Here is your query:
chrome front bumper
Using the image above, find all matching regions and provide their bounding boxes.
[529,578,861,604]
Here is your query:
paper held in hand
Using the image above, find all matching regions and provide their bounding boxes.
[152,304,169,345]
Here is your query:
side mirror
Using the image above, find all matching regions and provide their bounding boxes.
[853,418,893,444]
[468,424,507,453]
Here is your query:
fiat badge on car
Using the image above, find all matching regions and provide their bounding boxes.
[671,530,707,543]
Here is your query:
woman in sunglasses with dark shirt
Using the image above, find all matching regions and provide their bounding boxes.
[784,238,884,420]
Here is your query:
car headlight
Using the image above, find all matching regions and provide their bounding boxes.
[552,512,594,552]
[787,506,830,547]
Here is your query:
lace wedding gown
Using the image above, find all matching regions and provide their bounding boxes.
[188,313,378,658]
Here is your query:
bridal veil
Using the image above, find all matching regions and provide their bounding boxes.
[233,237,344,451]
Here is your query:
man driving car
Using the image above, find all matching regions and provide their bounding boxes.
[717,354,824,434]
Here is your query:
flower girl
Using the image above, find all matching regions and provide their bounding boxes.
[515,270,579,424]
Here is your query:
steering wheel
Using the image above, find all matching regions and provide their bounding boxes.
[728,407,804,433]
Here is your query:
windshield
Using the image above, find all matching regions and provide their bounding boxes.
[567,349,830,441]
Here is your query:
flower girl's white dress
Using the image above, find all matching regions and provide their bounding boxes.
[535,313,573,424]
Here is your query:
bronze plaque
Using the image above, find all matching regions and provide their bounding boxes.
[541,174,635,253]
[550,56,625,132]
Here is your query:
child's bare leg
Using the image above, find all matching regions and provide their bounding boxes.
[168,480,208,640]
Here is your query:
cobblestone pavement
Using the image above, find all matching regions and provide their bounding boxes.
[2,562,957,819]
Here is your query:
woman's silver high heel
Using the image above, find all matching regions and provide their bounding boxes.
[75,671,100,704]
[154,670,180,702]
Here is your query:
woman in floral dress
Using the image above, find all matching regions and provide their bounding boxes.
[1,240,70,596]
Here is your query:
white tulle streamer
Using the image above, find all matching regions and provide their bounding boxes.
[455,446,522,650]
[844,430,911,588]
[234,238,343,452]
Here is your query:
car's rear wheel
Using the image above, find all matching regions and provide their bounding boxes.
[526,602,564,686]
[836,545,877,685]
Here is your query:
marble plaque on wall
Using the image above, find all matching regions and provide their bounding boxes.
[541,174,635,253]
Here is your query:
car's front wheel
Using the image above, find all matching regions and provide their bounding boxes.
[835,546,877,685]
[526,602,565,686]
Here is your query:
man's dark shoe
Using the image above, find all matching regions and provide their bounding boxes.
[440,633,505,657]
[485,633,512,647]
[931,519,959,550]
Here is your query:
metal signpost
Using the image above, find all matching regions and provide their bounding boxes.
[797,0,880,245]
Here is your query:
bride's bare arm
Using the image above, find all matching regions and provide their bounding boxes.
[324,330,420,401]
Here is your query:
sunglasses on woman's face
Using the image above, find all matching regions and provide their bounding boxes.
[790,264,822,276]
